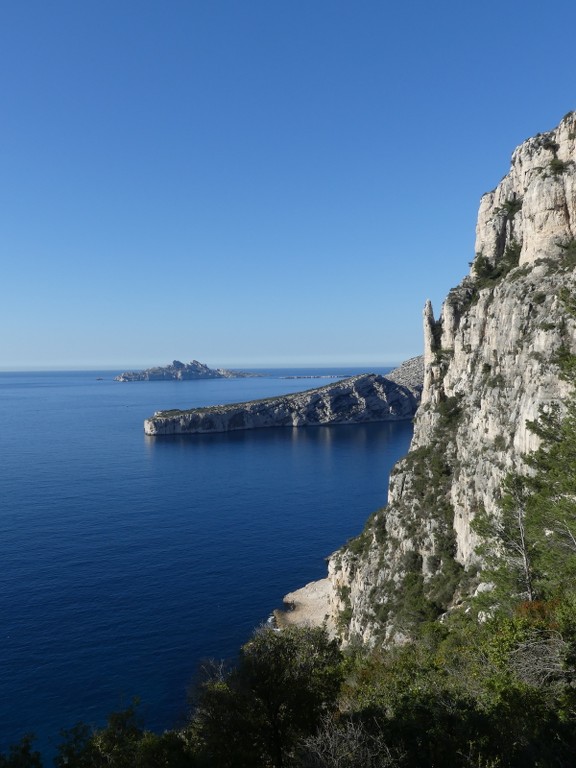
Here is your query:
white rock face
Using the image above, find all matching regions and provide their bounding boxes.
[323,112,576,646]
[144,360,423,435]
[475,114,576,267]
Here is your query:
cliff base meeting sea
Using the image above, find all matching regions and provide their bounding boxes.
[0,368,413,756]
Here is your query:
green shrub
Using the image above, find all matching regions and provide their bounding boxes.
[493,434,507,451]
[550,157,570,175]
[495,197,523,217]
[558,239,576,270]
[473,240,521,288]
[437,395,463,425]
[540,137,560,153]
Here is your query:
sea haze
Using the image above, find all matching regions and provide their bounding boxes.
[0,369,413,755]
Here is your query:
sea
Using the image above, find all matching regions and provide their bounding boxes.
[0,368,413,757]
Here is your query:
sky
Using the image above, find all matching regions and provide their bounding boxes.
[1,1,575,370]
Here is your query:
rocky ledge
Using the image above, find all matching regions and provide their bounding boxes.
[115,359,259,382]
[144,356,423,436]
[274,579,335,637]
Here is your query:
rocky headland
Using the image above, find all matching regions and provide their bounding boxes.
[144,356,423,436]
[115,359,259,382]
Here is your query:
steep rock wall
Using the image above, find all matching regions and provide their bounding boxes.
[327,111,576,646]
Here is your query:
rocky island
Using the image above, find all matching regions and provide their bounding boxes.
[144,356,423,436]
[115,359,259,382]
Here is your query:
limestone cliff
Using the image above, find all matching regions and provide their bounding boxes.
[325,111,576,645]
[144,357,423,436]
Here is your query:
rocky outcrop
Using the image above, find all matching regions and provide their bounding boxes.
[144,357,423,436]
[274,579,335,636]
[115,359,259,382]
[319,112,576,646]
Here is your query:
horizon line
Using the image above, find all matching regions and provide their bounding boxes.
[0,359,414,373]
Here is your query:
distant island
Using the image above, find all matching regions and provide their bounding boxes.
[115,359,261,382]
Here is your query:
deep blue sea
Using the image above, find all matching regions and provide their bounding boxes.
[0,368,413,757]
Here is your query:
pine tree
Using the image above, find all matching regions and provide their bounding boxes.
[525,399,576,597]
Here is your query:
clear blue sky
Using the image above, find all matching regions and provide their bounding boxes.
[2,1,574,370]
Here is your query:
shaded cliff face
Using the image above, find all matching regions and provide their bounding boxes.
[329,112,576,646]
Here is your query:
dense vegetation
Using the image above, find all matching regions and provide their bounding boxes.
[4,382,576,766]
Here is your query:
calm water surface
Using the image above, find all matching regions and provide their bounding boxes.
[0,369,413,755]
